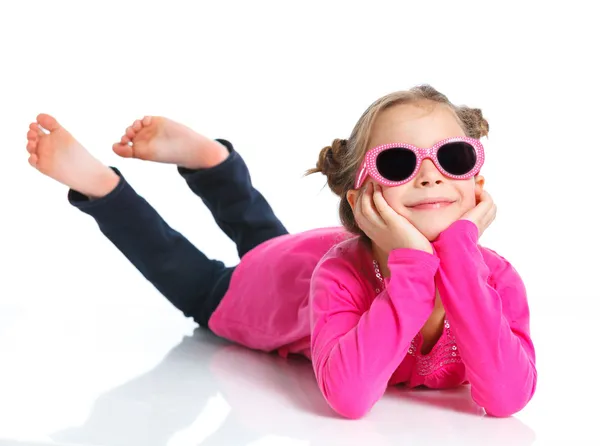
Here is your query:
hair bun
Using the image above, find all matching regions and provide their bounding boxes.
[456,106,489,138]
[329,138,347,159]
[305,138,348,196]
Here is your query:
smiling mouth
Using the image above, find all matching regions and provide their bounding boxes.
[408,201,455,210]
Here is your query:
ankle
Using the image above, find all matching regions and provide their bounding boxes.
[182,139,230,170]
[204,141,230,168]
[86,168,121,199]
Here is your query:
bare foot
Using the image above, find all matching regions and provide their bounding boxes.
[112,116,229,170]
[26,114,120,198]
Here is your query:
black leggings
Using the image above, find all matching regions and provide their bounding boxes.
[68,140,288,327]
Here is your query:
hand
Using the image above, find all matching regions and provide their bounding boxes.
[460,190,496,239]
[354,182,433,254]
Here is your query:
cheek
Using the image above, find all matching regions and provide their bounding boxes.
[382,188,407,213]
[458,187,478,210]
[463,193,476,206]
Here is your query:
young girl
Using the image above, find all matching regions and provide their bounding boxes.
[25,85,536,419]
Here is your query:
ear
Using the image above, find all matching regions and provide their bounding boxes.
[346,189,360,212]
[474,174,485,195]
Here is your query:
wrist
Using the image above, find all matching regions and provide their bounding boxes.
[404,243,433,255]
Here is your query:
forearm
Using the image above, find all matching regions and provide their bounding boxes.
[312,249,439,418]
[433,221,537,416]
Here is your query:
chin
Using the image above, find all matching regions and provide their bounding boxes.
[423,229,443,242]
[415,220,455,242]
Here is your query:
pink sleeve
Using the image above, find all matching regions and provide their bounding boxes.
[309,248,439,419]
[432,220,537,417]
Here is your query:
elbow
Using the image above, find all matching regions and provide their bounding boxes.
[484,402,524,418]
[328,393,373,420]
[485,399,528,418]
[473,360,537,418]
[484,390,535,418]
[313,349,387,420]
[322,381,377,420]
[480,376,537,418]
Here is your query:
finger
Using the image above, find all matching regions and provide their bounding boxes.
[479,195,494,218]
[354,185,364,215]
[365,183,386,226]
[480,190,494,206]
[476,202,497,236]
[483,203,497,229]
[372,184,402,225]
[353,187,367,228]
[355,185,382,237]
[358,183,371,216]
[468,192,493,220]
[361,183,386,226]
[359,183,373,222]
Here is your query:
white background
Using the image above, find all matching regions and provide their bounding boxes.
[1,1,599,445]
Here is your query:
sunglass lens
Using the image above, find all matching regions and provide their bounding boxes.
[437,142,477,175]
[376,147,417,182]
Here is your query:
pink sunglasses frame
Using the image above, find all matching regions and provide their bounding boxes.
[354,136,485,189]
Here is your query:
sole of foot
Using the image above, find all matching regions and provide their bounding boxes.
[26,114,120,198]
[112,116,229,170]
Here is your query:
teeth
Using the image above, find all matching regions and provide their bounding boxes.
[418,202,445,207]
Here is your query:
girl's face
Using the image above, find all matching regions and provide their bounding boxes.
[353,102,485,241]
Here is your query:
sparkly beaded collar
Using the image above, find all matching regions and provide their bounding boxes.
[370,258,462,375]
[372,259,384,294]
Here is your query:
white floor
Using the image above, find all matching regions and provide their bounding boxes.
[0,305,534,446]
[0,289,597,446]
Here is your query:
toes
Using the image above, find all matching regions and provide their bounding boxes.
[36,113,60,132]
[28,154,39,167]
[121,135,131,144]
[142,116,152,126]
[132,120,143,131]
[125,126,136,139]
[29,122,44,136]
[26,140,37,153]
[112,143,133,158]
[27,129,38,141]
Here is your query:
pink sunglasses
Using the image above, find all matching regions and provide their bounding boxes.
[354,136,485,189]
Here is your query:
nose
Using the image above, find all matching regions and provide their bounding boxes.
[414,159,444,187]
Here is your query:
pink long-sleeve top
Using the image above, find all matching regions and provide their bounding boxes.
[208,219,537,419]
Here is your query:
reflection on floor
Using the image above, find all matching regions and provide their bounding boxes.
[10,328,535,446]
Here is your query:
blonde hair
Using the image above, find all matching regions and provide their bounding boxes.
[305,84,489,237]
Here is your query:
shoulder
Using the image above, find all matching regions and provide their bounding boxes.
[310,236,376,309]
[478,245,526,291]
[313,236,366,279]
